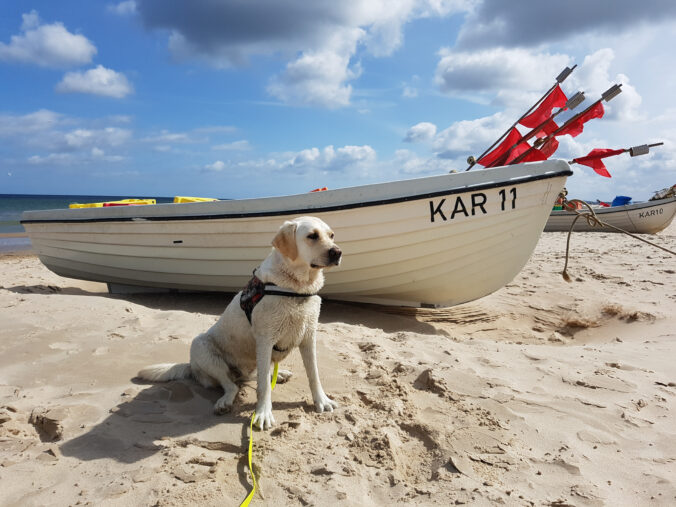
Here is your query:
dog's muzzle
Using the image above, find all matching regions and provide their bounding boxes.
[328,246,342,266]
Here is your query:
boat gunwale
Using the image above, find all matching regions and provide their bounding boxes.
[549,196,676,216]
[21,168,572,225]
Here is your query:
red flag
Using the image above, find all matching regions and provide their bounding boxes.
[539,137,559,158]
[592,164,611,177]
[536,119,559,138]
[572,148,626,178]
[506,137,559,165]
[519,85,568,129]
[518,146,548,163]
[557,101,604,138]
[477,127,522,167]
[504,141,532,164]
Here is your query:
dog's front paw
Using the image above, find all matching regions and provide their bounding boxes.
[313,392,338,413]
[253,404,276,430]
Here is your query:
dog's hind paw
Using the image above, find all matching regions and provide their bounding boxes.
[213,398,233,415]
[276,369,293,384]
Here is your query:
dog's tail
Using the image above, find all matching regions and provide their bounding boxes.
[136,363,192,382]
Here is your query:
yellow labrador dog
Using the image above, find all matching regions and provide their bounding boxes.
[137,216,341,429]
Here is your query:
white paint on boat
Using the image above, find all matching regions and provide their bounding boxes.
[545,197,676,234]
[22,160,571,307]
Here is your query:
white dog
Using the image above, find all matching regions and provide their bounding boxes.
[137,216,341,429]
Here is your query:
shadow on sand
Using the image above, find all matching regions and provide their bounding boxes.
[5,284,107,297]
[6,284,445,335]
[59,379,311,461]
[58,378,311,491]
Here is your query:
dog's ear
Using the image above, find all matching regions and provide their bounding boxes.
[272,220,298,260]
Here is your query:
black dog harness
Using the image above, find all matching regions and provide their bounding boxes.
[239,270,316,351]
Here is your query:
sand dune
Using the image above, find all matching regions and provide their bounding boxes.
[1,223,674,506]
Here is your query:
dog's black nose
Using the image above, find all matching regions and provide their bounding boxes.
[328,246,342,264]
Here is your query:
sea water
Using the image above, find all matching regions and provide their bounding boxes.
[0,194,173,252]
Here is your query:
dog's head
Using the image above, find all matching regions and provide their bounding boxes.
[272,216,342,269]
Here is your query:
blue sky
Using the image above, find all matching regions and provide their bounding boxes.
[1,1,675,200]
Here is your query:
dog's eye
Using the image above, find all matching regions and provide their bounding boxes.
[307,232,319,240]
[329,232,335,239]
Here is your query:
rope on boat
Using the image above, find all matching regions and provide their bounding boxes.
[560,197,676,282]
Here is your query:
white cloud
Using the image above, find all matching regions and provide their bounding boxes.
[144,127,240,152]
[27,153,75,165]
[108,1,137,15]
[435,47,572,97]
[282,144,376,171]
[560,137,674,201]
[56,65,134,98]
[0,109,63,136]
[455,0,676,50]
[136,0,467,108]
[0,109,132,168]
[398,111,551,171]
[393,148,456,175]
[566,49,643,122]
[28,150,124,165]
[549,111,676,199]
[63,127,132,149]
[399,85,673,198]
[0,10,97,68]
[201,144,377,176]
[143,130,191,143]
[204,160,226,171]
[333,144,376,163]
[106,114,133,124]
[289,147,321,166]
[21,10,40,30]
[267,29,364,108]
[402,86,418,98]
[142,129,210,145]
[194,125,238,135]
[418,112,514,160]
[401,74,421,98]
[404,122,437,143]
[431,45,649,142]
[431,3,668,197]
[430,47,646,160]
[212,140,251,151]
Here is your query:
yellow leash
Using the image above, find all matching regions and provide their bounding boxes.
[240,361,279,507]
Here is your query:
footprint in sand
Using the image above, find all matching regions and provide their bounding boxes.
[48,342,80,354]
[576,429,617,445]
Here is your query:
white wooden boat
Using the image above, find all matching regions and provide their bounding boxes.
[545,196,676,234]
[21,160,571,307]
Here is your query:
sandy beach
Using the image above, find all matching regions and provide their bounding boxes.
[1,224,675,506]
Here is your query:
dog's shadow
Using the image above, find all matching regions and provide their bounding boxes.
[59,378,308,466]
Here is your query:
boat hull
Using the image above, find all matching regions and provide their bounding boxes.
[22,161,571,307]
[545,197,676,234]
